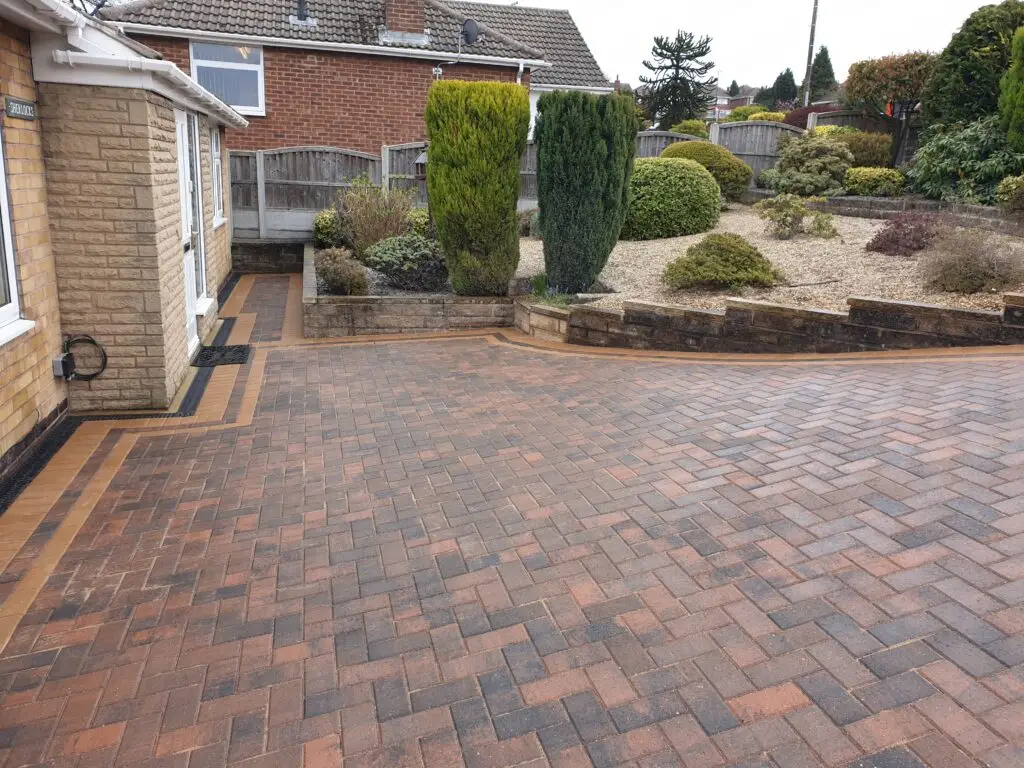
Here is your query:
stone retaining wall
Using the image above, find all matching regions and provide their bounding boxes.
[514,301,570,343]
[568,295,1024,354]
[302,248,513,337]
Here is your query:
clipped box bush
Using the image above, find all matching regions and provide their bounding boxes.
[772,134,853,196]
[621,158,721,240]
[316,248,369,296]
[835,131,893,168]
[425,81,530,295]
[663,233,779,290]
[407,208,431,238]
[844,167,905,197]
[997,174,1024,212]
[724,105,765,122]
[363,232,448,292]
[313,208,346,249]
[670,119,708,138]
[660,141,753,201]
[748,111,786,122]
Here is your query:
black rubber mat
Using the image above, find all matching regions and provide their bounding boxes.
[192,344,251,367]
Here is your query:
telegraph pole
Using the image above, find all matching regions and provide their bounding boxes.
[802,0,819,106]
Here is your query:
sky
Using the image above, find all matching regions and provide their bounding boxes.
[494,0,989,90]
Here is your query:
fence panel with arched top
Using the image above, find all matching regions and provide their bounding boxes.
[711,121,804,181]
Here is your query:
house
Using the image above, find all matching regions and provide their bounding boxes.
[706,86,730,121]
[0,0,245,482]
[101,0,612,154]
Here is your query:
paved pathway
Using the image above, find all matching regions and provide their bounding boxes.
[1,276,1023,768]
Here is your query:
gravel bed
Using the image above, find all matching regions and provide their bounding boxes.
[517,205,1024,312]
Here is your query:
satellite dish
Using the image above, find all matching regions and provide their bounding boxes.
[462,18,480,46]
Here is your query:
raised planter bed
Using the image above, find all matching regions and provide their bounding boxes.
[302,246,513,338]
[514,300,570,343]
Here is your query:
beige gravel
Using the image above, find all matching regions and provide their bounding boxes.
[516,205,1024,312]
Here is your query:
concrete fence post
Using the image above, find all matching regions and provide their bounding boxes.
[709,122,721,145]
[807,112,818,132]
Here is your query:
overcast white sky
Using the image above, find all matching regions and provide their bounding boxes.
[497,0,988,89]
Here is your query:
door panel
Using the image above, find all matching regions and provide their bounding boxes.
[176,109,199,356]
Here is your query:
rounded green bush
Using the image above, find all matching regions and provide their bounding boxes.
[660,142,753,201]
[670,119,708,139]
[748,111,786,122]
[313,209,346,249]
[621,158,721,240]
[363,232,448,291]
[835,131,892,168]
[663,233,778,290]
[407,208,431,238]
[844,167,905,197]
[725,105,765,123]
[315,248,369,296]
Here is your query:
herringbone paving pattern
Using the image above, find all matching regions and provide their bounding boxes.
[2,280,1024,767]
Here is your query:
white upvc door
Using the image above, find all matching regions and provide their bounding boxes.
[175,109,204,357]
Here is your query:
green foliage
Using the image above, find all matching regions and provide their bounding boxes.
[1001,27,1024,152]
[337,176,413,259]
[407,208,431,238]
[313,208,346,249]
[753,87,775,108]
[620,158,721,240]
[809,46,838,103]
[639,31,717,129]
[771,134,854,196]
[663,233,778,291]
[670,118,709,138]
[727,80,740,97]
[660,141,753,201]
[772,68,798,105]
[315,248,368,296]
[725,104,766,122]
[834,131,893,168]
[517,209,537,237]
[758,168,780,190]
[425,81,530,295]
[754,194,838,240]
[923,0,1024,126]
[922,228,1024,293]
[998,173,1024,211]
[907,116,1024,204]
[536,91,638,293]
[847,53,939,110]
[748,111,786,122]
[844,167,905,197]
[362,232,448,292]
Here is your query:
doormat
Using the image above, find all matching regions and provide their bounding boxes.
[192,344,252,367]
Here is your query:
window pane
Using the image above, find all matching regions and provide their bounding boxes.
[192,43,261,65]
[0,253,9,307]
[196,66,260,108]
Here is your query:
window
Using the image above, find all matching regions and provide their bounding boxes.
[190,42,264,116]
[210,128,224,224]
[0,131,22,334]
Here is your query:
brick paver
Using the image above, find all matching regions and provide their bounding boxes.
[1,277,1024,767]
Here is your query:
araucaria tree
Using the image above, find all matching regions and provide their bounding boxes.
[425,81,530,296]
[639,31,716,130]
[1001,28,1024,152]
[535,91,638,294]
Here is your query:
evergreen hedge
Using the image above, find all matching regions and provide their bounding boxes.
[1002,27,1024,152]
[535,91,638,293]
[424,81,530,295]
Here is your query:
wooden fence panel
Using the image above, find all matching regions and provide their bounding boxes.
[384,142,428,206]
[712,121,803,181]
[636,131,699,158]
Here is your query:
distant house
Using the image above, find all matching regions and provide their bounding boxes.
[707,85,757,120]
[103,0,612,153]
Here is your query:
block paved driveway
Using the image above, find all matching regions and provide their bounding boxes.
[2,283,1024,768]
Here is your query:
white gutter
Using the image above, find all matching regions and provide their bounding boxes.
[24,0,82,28]
[530,83,615,94]
[51,49,248,128]
[114,22,552,71]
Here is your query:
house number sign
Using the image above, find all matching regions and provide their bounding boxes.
[5,97,36,120]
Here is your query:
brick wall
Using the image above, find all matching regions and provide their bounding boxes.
[0,21,67,474]
[385,0,425,33]
[134,36,528,154]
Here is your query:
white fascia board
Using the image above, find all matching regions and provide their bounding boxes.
[530,83,614,94]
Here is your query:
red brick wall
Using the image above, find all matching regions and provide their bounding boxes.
[386,0,424,33]
[134,36,530,154]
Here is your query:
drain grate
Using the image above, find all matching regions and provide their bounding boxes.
[192,344,252,367]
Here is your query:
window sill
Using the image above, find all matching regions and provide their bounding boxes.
[196,297,216,317]
[213,216,227,231]
[233,107,265,117]
[0,318,36,347]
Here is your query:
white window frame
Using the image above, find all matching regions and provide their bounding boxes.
[189,41,265,117]
[210,127,225,227]
[0,128,31,345]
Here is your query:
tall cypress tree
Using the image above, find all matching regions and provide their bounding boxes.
[727,80,740,97]
[1000,28,1024,152]
[809,46,837,101]
[638,31,717,130]
[535,92,638,294]
[772,69,798,105]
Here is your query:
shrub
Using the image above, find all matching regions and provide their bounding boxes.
[362,232,448,291]
[997,174,1024,212]
[518,209,537,237]
[748,111,786,122]
[663,233,778,290]
[313,208,346,249]
[835,132,893,168]
[620,158,720,240]
[907,116,1024,205]
[425,81,530,295]
[1002,27,1024,153]
[758,168,780,190]
[811,125,857,137]
[671,119,708,138]
[783,104,836,129]
[338,176,414,259]
[725,105,765,123]
[754,194,838,240]
[922,229,1024,293]
[772,134,854,196]
[316,248,369,296]
[844,168,905,197]
[407,208,431,238]
[660,141,753,201]
[865,212,951,256]
[536,90,637,293]
[922,0,1024,126]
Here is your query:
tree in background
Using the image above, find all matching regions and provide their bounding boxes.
[772,69,799,107]
[727,80,740,97]
[1000,28,1024,152]
[535,92,637,294]
[639,31,717,130]
[923,0,1024,126]
[424,81,530,296]
[753,86,775,108]
[846,52,938,165]
[799,46,837,104]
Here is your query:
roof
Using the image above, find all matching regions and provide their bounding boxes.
[102,0,542,61]
[444,1,609,88]
[102,0,610,88]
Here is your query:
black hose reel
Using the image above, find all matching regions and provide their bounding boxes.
[54,334,108,381]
